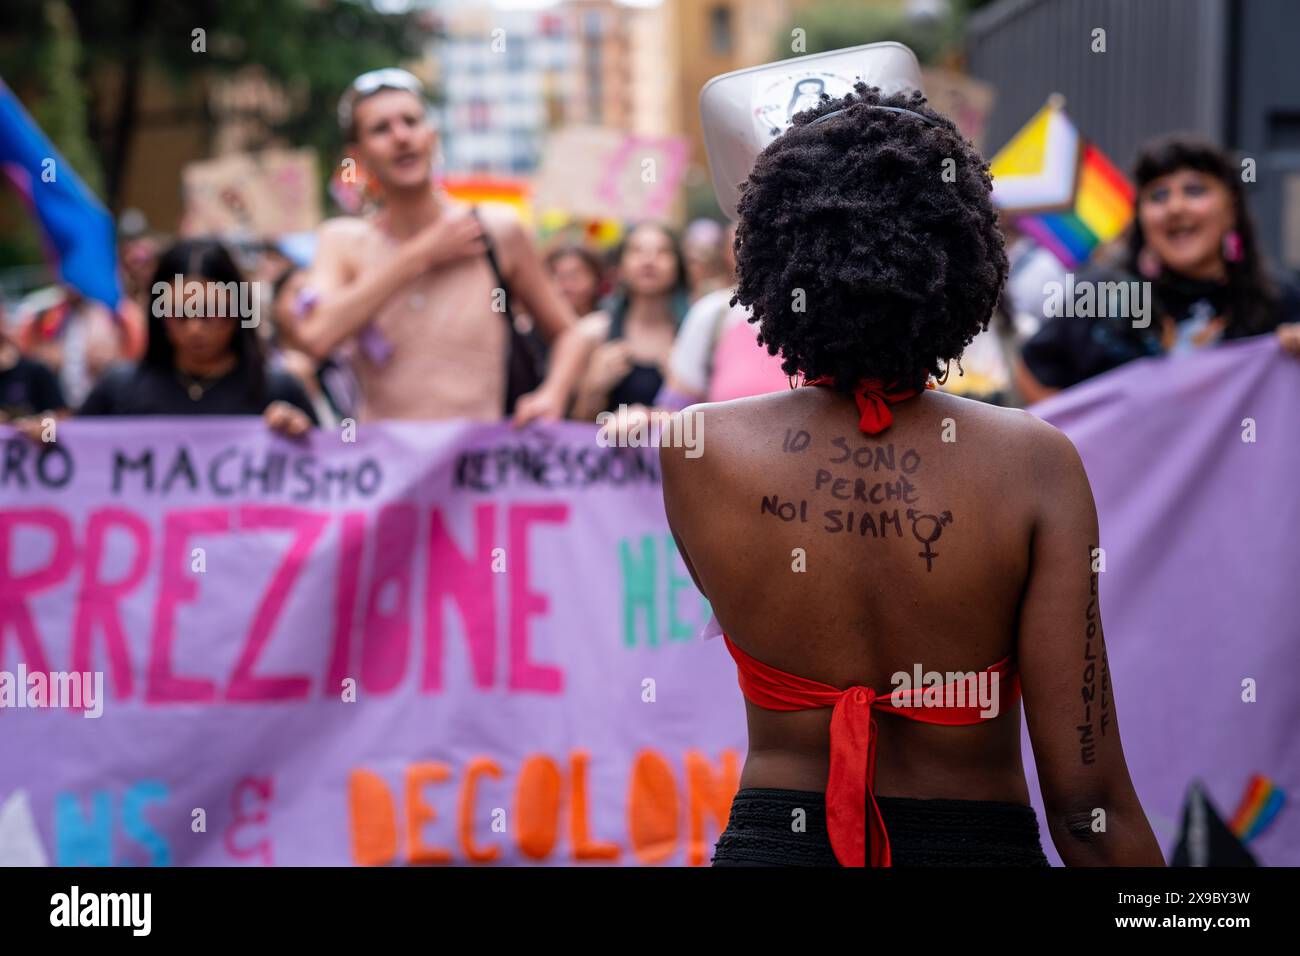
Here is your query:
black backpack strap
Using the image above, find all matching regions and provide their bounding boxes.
[471,206,514,322]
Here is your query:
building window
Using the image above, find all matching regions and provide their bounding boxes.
[585,44,602,123]
[468,100,490,132]
[540,13,565,38]
[710,5,733,56]
[507,37,527,72]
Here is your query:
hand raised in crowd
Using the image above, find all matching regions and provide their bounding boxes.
[511,385,569,427]
[408,208,487,272]
[264,400,313,438]
[6,413,60,443]
[584,339,634,394]
[1277,322,1300,357]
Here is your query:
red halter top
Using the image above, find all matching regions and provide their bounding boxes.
[723,636,1021,867]
[720,374,1022,867]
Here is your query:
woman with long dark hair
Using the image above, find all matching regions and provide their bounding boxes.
[79,239,316,435]
[545,245,606,319]
[1017,134,1300,400]
[661,83,1163,867]
[570,222,691,420]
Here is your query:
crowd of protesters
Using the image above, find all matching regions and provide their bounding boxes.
[4,70,1300,441]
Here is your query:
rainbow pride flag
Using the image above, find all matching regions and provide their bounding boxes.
[989,98,1134,268]
[441,175,533,226]
[1229,774,1285,843]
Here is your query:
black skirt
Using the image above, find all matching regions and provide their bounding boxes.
[711,788,1050,867]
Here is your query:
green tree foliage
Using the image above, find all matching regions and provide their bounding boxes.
[0,2,105,270]
[35,1,103,196]
[0,0,425,212]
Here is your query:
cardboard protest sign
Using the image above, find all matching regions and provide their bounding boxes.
[181,149,321,238]
[533,126,688,223]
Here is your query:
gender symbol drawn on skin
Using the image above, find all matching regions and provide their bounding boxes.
[906,509,953,572]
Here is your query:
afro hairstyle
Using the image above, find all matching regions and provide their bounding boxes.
[732,82,1008,389]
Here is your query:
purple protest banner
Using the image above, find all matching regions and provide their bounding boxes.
[2,339,1295,867]
[1024,336,1300,865]
[0,419,743,865]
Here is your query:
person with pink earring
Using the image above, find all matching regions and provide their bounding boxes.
[1017,134,1300,401]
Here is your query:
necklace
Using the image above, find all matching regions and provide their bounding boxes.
[176,369,221,401]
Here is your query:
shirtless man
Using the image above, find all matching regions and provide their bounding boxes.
[290,69,590,423]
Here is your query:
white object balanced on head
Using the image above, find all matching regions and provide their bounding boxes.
[699,42,926,220]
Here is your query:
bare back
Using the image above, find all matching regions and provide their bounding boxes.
[664,385,1093,807]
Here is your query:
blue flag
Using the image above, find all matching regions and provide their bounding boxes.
[0,78,121,308]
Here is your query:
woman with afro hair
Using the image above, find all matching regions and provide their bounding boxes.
[661,83,1162,867]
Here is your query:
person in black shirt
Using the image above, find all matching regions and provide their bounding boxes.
[79,239,316,434]
[570,222,691,420]
[1017,135,1300,400]
[0,326,65,421]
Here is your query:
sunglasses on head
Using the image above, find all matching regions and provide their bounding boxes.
[349,68,424,97]
[339,68,426,134]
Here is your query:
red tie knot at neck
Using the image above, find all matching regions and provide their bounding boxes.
[802,375,927,435]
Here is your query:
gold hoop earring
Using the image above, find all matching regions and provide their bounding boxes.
[936,360,951,386]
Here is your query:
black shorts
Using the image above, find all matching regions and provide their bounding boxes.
[711,788,1051,867]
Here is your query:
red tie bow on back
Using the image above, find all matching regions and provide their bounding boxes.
[803,375,933,435]
[722,633,1024,867]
